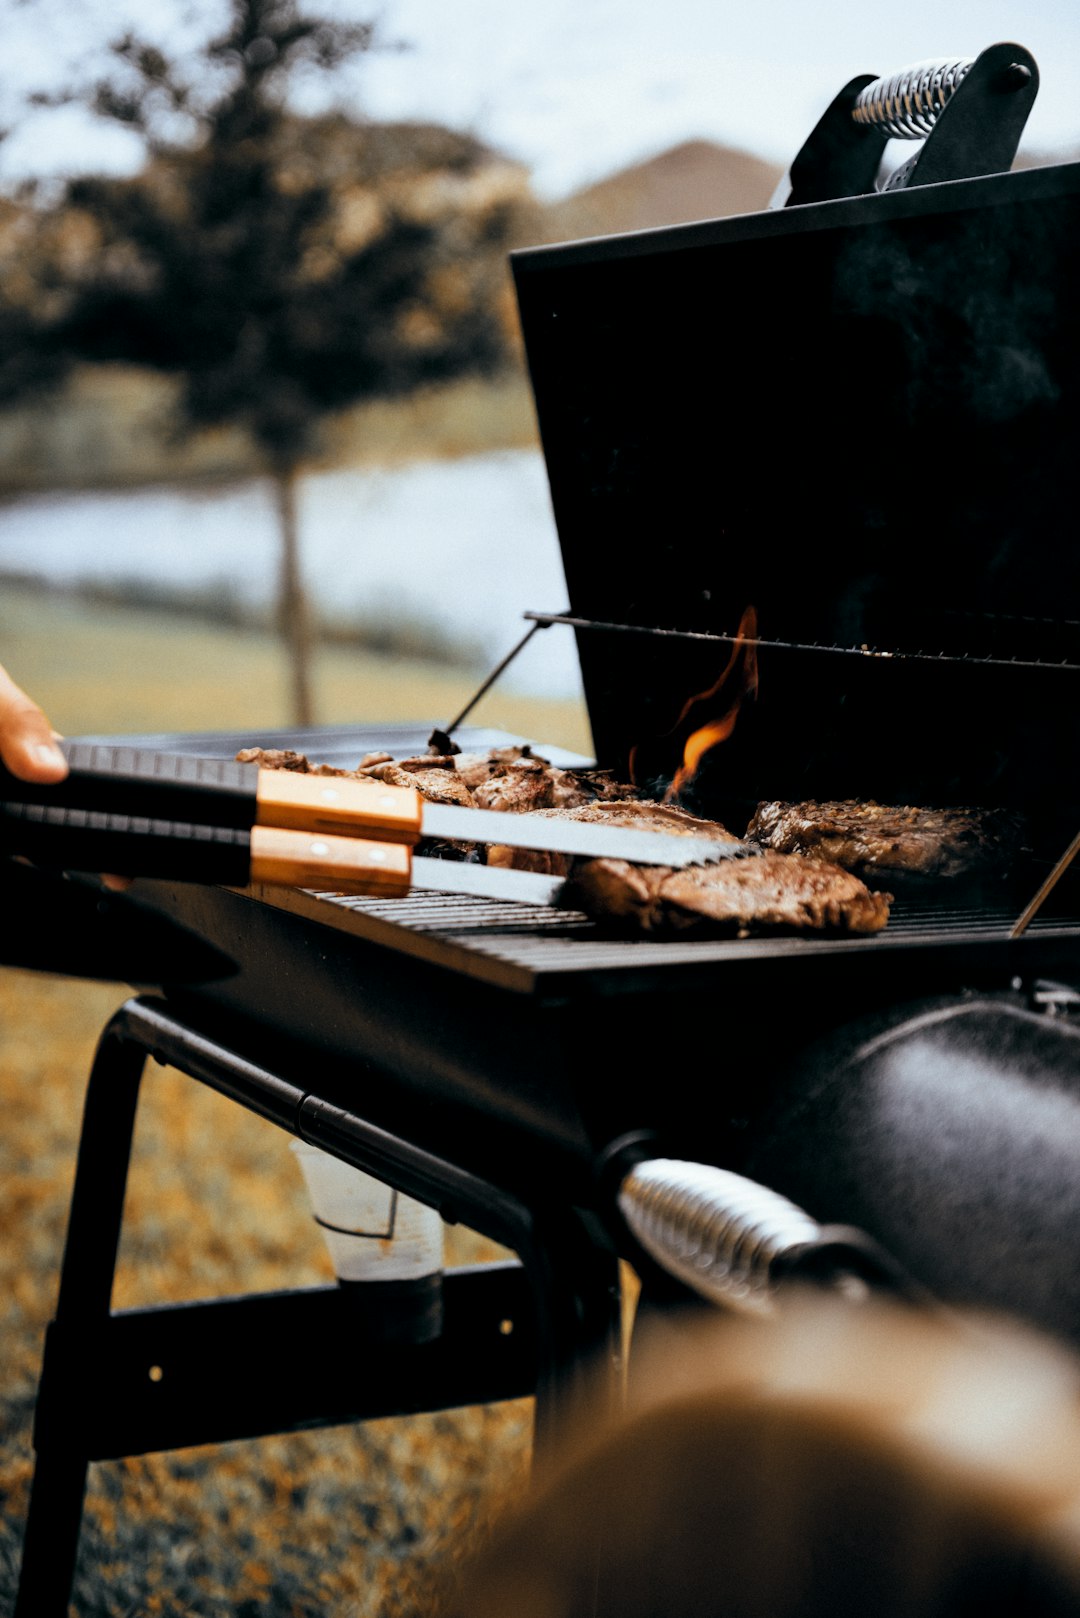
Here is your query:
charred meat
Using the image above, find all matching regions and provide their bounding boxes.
[237,746,892,933]
[563,851,891,936]
[746,801,1026,882]
[470,755,642,814]
[238,743,634,813]
[235,747,337,774]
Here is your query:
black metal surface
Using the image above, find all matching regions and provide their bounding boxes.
[70,721,584,770]
[0,860,235,983]
[778,72,882,206]
[123,875,1080,1199]
[512,161,1080,841]
[894,44,1038,191]
[742,992,1080,1344]
[280,884,1080,989]
[35,1266,536,1462]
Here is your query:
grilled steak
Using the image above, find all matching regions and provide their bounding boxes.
[235,746,343,775]
[238,742,628,813]
[238,747,891,933]
[746,801,1025,882]
[451,745,537,790]
[355,760,476,808]
[563,851,891,936]
[472,756,595,814]
[487,800,743,877]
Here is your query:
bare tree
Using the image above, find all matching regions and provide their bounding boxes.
[34,0,527,722]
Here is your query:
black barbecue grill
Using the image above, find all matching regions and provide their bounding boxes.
[12,46,1080,1616]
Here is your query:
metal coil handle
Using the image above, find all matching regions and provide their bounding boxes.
[852,57,974,140]
[775,41,1038,207]
[618,1158,909,1313]
[619,1159,825,1313]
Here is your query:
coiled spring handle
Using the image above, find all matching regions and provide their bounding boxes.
[618,1159,902,1314]
[774,41,1038,207]
[852,57,974,140]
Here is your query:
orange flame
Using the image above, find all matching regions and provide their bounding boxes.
[664,605,759,802]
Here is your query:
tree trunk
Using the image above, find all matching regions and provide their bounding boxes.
[273,461,314,727]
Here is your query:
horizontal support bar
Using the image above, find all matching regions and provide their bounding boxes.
[119,998,306,1131]
[35,1264,535,1462]
[523,611,1080,675]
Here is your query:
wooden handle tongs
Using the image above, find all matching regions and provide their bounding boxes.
[0,741,747,902]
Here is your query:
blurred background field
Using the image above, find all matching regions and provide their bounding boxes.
[0,577,593,750]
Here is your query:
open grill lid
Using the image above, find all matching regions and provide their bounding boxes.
[511,160,1080,855]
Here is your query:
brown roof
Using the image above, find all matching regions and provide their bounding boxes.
[539,138,784,243]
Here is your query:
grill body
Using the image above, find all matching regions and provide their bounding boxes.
[82,159,1080,1340]
[512,160,1080,852]
[116,719,1080,1345]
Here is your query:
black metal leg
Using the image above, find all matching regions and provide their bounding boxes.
[13,1447,91,1618]
[14,994,623,1613]
[523,1207,624,1456]
[15,1012,147,1618]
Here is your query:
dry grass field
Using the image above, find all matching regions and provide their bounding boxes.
[0,581,593,752]
[0,583,591,1616]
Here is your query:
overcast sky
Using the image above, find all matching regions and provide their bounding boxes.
[3,0,1080,198]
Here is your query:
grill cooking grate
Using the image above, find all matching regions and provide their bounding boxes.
[275,885,1080,992]
[314,888,1080,941]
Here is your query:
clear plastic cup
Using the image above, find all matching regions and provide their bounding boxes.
[290,1140,444,1341]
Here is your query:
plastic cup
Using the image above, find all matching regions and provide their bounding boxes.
[291,1140,444,1341]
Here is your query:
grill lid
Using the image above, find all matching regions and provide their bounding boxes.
[512,161,1080,847]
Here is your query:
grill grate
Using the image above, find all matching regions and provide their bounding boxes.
[278,885,1080,991]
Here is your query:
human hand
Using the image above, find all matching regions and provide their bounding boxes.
[0,664,132,888]
[0,663,67,782]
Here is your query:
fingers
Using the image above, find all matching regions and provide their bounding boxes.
[0,663,67,782]
[0,668,126,885]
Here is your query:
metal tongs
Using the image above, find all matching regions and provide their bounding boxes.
[0,741,754,906]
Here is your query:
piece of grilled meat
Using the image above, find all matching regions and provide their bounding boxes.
[563,851,891,937]
[485,800,890,933]
[746,801,1025,883]
[467,753,638,813]
[237,747,892,933]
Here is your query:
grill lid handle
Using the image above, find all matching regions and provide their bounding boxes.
[772,41,1039,208]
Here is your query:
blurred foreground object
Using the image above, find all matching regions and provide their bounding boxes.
[448,1297,1080,1618]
